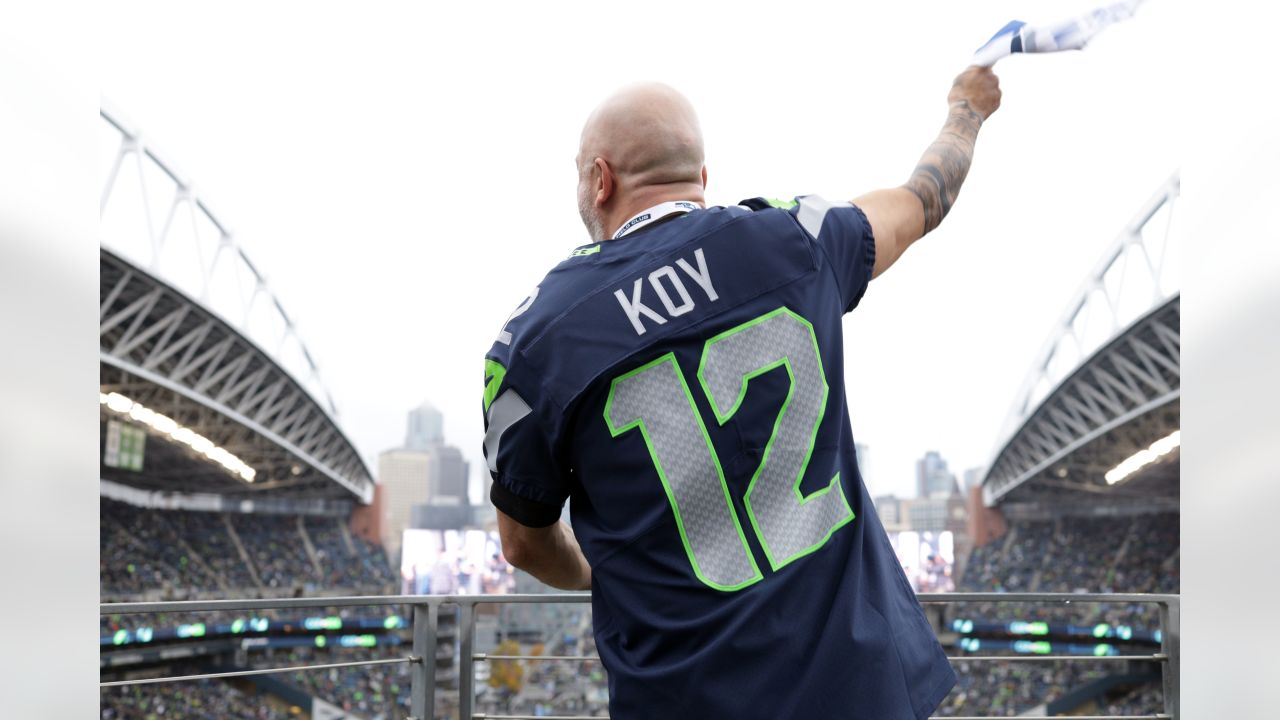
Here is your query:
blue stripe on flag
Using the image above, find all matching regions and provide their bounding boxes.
[976,19,1026,53]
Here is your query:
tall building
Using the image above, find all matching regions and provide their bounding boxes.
[378,401,473,559]
[378,448,432,563]
[916,450,959,499]
[405,402,444,450]
[854,442,870,480]
[426,444,469,505]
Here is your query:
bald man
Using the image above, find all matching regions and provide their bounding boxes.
[482,67,1001,719]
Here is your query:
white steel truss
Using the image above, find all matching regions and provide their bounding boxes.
[99,103,372,503]
[982,173,1180,506]
[100,102,338,420]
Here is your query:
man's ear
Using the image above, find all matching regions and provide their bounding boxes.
[701,165,708,189]
[594,157,614,207]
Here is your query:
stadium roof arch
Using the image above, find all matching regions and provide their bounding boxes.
[981,173,1180,511]
[99,103,373,504]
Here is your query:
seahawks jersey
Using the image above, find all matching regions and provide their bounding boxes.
[482,197,955,719]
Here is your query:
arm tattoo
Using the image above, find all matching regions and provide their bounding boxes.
[904,100,983,235]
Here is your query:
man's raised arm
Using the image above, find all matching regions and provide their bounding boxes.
[854,66,1002,279]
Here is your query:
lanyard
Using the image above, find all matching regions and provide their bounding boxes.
[610,201,702,240]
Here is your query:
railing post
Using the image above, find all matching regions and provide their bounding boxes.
[459,600,476,720]
[1160,596,1180,719]
[410,600,437,720]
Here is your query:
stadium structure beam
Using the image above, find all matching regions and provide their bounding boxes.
[100,101,373,503]
[101,249,373,503]
[982,173,1180,506]
[983,297,1179,505]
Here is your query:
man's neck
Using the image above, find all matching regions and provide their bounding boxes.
[604,184,706,240]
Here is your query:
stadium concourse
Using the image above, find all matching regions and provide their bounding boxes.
[99,99,1179,720]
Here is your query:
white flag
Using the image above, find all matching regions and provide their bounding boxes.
[972,0,1144,67]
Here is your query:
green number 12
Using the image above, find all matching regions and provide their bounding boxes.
[604,307,854,592]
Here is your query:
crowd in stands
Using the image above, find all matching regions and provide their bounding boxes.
[100,498,395,600]
[939,659,1165,717]
[100,500,220,595]
[962,519,1057,594]
[98,647,424,720]
[100,499,1176,718]
[960,512,1178,595]
[276,647,413,720]
[1105,681,1165,716]
[100,679,289,720]
[956,511,1178,629]
[231,513,316,590]
[937,659,1110,717]
[937,511,1177,716]
[186,508,258,589]
[307,515,398,590]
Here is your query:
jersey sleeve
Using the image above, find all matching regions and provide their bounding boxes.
[482,350,570,528]
[787,195,877,313]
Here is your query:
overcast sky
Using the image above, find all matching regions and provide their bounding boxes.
[98,0,1181,502]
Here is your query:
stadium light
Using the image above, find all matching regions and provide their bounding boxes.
[105,391,133,414]
[1104,429,1179,485]
[99,391,257,482]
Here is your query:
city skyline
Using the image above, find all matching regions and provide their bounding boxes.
[375,399,473,562]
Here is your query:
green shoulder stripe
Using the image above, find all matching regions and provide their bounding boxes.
[483,359,507,413]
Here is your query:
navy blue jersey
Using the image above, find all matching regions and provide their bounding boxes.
[482,197,955,719]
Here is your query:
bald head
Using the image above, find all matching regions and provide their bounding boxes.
[576,83,707,240]
[579,83,705,188]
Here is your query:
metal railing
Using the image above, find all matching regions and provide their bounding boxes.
[100,592,1179,720]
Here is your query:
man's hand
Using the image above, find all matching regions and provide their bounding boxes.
[948,65,1002,121]
[854,66,1001,278]
[497,510,592,591]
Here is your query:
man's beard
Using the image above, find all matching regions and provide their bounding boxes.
[578,192,606,241]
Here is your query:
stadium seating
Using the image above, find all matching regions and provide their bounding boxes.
[100,499,394,600]
[938,660,1111,717]
[100,679,290,720]
[957,512,1177,627]
[100,499,412,719]
[277,647,413,718]
[305,515,398,591]
[100,500,221,595]
[937,511,1177,716]
[1106,682,1165,715]
[100,504,1175,718]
